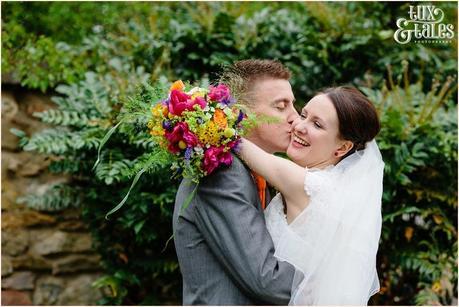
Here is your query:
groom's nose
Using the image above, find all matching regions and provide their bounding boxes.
[286,105,299,124]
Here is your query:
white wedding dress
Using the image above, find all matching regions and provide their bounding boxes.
[265,140,384,305]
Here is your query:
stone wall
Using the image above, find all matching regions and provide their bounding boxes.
[1,87,104,305]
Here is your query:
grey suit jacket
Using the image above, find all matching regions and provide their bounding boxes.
[173,154,295,305]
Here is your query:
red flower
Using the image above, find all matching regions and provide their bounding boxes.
[202,146,233,174]
[164,122,198,153]
[168,90,207,116]
[208,84,231,103]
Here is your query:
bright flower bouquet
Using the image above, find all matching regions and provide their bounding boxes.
[95,79,257,218]
[148,80,246,182]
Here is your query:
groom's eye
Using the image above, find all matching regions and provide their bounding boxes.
[275,102,287,110]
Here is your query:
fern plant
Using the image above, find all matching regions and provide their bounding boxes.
[11,64,183,304]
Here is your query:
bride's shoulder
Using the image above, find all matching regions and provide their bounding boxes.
[304,165,336,197]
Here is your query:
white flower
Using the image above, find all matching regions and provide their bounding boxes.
[187,87,208,97]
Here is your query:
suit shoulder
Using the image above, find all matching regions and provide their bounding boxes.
[218,153,251,177]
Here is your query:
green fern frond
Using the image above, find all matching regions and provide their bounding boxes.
[23,128,72,154]
[95,159,134,185]
[52,71,112,117]
[9,128,30,147]
[23,128,104,155]
[17,184,83,211]
[49,157,88,174]
[33,109,95,127]
[129,148,172,177]
[120,80,170,116]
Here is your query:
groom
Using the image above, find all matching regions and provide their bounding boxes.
[173,59,299,305]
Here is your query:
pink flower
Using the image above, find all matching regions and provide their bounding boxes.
[208,84,231,103]
[202,146,233,175]
[164,122,198,153]
[193,96,207,110]
[168,90,207,116]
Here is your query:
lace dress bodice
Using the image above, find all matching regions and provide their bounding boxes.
[264,166,333,249]
[261,147,383,306]
[264,193,288,248]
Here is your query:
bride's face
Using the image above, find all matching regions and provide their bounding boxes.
[287,94,347,169]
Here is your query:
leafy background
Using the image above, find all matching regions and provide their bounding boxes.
[2,1,457,305]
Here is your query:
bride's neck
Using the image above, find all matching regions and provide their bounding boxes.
[307,158,339,170]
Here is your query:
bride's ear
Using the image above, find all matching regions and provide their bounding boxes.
[334,140,354,158]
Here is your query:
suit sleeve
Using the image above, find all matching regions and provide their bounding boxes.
[192,157,295,304]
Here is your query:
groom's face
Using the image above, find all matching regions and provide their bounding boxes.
[246,78,298,154]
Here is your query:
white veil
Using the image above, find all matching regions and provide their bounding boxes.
[274,140,384,305]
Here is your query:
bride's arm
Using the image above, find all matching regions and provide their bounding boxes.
[239,138,307,210]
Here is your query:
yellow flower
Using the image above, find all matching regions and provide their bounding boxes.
[433,214,443,224]
[149,127,165,136]
[432,281,441,293]
[196,121,220,145]
[170,80,185,91]
[151,104,163,117]
[178,140,187,150]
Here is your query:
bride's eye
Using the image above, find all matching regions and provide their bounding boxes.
[300,113,307,119]
[314,121,322,128]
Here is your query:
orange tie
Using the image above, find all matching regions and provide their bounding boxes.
[252,171,267,210]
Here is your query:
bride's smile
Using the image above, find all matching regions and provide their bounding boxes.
[287,94,350,169]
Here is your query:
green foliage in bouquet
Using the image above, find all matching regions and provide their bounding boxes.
[362,62,457,305]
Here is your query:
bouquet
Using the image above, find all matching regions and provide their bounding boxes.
[95,79,258,218]
[147,80,246,182]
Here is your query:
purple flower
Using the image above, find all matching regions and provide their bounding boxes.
[236,110,244,124]
[228,139,242,154]
[185,147,193,160]
[184,147,193,166]
[222,96,236,106]
[162,120,173,131]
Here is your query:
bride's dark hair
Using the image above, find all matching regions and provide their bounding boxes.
[320,86,381,159]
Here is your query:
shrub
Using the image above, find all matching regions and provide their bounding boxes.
[362,62,457,305]
[12,66,183,304]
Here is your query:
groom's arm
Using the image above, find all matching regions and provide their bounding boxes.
[193,156,295,304]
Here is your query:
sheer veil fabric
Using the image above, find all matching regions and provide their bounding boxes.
[265,140,384,305]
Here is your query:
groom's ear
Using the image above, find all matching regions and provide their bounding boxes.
[335,140,354,158]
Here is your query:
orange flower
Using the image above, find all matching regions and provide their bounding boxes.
[213,109,227,129]
[170,80,185,91]
[404,226,414,242]
[162,105,169,117]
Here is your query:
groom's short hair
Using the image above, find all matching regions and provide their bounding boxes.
[219,59,291,106]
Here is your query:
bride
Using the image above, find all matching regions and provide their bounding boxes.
[239,86,384,305]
